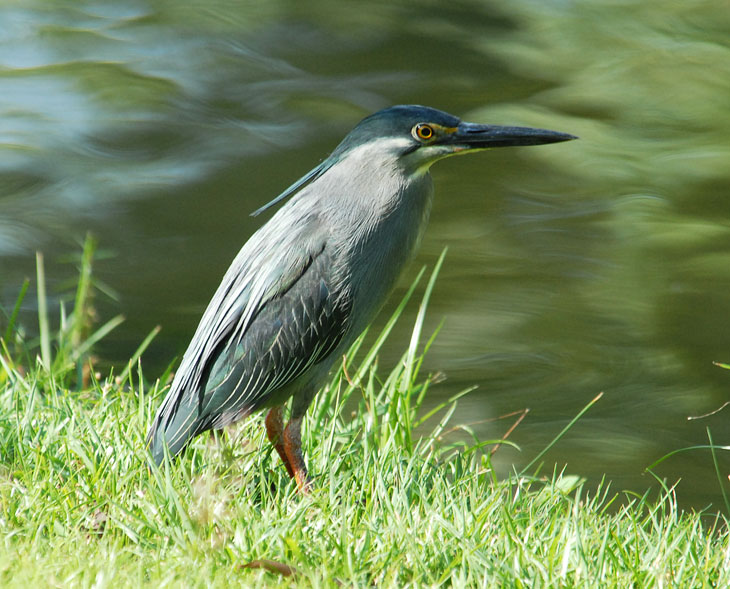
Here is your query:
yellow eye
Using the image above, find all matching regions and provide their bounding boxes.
[414,123,434,141]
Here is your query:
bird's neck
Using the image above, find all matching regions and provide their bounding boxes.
[316,160,434,332]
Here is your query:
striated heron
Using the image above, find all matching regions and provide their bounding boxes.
[147,105,575,491]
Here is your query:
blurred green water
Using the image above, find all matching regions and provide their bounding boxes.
[1,0,729,510]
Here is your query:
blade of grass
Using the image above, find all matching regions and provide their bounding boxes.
[398,249,447,450]
[706,427,730,514]
[36,251,51,368]
[73,315,125,360]
[118,325,162,386]
[400,248,446,391]
[4,277,29,343]
[71,235,96,351]
[645,444,730,471]
[520,391,604,475]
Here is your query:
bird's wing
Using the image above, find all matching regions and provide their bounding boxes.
[147,221,351,461]
[199,246,350,427]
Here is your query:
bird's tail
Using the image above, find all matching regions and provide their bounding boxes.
[147,394,203,466]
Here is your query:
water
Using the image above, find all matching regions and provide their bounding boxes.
[1,0,729,511]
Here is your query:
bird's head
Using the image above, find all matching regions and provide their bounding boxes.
[252,105,576,216]
[333,105,576,175]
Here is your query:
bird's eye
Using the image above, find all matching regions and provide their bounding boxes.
[413,123,434,141]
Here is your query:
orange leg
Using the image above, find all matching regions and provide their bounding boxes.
[265,407,294,478]
[283,416,312,493]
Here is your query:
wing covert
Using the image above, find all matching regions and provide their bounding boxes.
[147,234,351,461]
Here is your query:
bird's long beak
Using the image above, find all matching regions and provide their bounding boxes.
[449,122,577,150]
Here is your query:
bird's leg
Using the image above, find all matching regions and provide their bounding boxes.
[283,416,312,493]
[265,407,295,478]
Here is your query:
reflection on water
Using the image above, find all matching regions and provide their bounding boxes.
[1,0,729,510]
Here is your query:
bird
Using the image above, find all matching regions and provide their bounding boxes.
[147,104,576,491]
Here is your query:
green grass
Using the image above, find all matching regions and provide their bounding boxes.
[1,243,729,587]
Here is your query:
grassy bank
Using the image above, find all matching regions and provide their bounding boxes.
[1,247,729,587]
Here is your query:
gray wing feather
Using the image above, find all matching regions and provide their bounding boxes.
[147,212,351,463]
